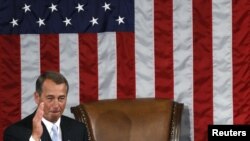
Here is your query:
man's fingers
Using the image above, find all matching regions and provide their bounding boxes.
[34,102,44,122]
[38,102,44,115]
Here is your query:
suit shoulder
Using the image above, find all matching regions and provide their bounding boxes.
[5,113,33,131]
[3,114,33,140]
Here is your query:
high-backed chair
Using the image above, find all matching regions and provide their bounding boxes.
[71,98,183,141]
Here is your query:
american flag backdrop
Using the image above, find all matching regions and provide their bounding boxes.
[0,0,249,141]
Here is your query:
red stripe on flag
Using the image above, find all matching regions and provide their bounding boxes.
[79,33,99,102]
[0,35,21,139]
[154,0,174,99]
[232,0,250,124]
[40,34,60,73]
[116,32,136,99]
[193,0,213,141]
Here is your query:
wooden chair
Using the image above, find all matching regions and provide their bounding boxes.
[71,98,183,141]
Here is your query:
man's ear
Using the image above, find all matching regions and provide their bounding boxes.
[34,92,40,104]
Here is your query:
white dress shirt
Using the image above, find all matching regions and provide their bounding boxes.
[29,117,62,141]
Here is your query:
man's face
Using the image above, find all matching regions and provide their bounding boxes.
[35,79,67,123]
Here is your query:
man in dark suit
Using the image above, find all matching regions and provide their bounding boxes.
[3,71,89,141]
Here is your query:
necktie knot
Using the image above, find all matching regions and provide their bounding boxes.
[51,124,59,141]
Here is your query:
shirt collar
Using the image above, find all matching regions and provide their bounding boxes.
[42,117,61,133]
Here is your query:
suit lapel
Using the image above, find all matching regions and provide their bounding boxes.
[61,116,67,141]
[60,116,72,141]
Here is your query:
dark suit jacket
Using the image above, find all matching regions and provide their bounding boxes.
[3,112,88,141]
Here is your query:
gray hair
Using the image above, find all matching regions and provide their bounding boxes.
[35,71,69,96]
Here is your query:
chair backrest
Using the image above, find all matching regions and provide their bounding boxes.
[71,98,183,141]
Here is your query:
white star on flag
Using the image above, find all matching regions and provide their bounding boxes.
[90,17,98,26]
[49,3,58,12]
[102,2,111,11]
[10,18,18,27]
[63,17,72,26]
[36,18,45,27]
[22,4,31,13]
[75,3,84,13]
[116,16,125,25]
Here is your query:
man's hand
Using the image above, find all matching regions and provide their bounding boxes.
[32,102,44,141]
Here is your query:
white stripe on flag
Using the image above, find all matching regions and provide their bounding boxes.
[21,34,40,118]
[212,0,233,124]
[98,32,117,100]
[173,0,194,140]
[135,0,155,98]
[59,34,80,118]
